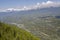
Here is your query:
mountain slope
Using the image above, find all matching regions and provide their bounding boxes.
[0,22,40,40]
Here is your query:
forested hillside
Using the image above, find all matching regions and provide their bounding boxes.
[0,22,40,40]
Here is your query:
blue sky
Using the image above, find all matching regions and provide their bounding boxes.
[0,0,60,9]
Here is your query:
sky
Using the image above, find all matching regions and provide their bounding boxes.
[0,0,60,11]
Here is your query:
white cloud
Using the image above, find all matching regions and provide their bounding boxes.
[37,2,40,5]
[34,1,60,9]
[46,1,53,4]
[0,1,60,12]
